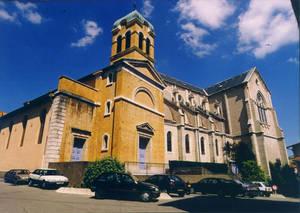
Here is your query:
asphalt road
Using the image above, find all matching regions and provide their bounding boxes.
[0,181,299,213]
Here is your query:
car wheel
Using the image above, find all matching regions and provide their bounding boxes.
[13,179,18,185]
[95,189,105,199]
[140,192,151,202]
[28,179,33,187]
[178,192,185,197]
[41,181,47,189]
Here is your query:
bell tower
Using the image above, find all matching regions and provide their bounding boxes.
[110,10,155,65]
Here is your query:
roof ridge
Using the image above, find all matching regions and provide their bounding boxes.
[160,72,205,90]
[205,67,255,90]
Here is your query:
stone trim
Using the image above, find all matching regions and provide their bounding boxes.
[114,96,164,117]
[43,95,68,167]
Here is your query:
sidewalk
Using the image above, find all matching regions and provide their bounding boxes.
[56,187,173,200]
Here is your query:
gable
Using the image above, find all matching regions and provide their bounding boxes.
[125,59,166,87]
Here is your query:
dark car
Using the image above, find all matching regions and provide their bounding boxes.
[192,178,244,197]
[144,174,188,197]
[234,179,259,198]
[91,172,160,202]
[4,169,30,185]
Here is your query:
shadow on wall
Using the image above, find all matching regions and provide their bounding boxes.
[159,195,300,212]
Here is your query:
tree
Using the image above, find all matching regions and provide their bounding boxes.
[269,160,300,197]
[239,160,266,182]
[234,141,256,167]
[83,157,125,188]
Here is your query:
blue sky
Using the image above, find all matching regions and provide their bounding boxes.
[0,0,299,148]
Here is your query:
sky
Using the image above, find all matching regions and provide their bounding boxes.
[0,0,299,149]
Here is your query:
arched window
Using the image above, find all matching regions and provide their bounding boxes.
[139,32,144,50]
[102,134,109,151]
[185,134,190,153]
[167,131,172,152]
[257,93,267,123]
[200,137,205,155]
[215,139,219,156]
[37,110,46,144]
[178,94,183,103]
[105,100,112,116]
[116,35,122,53]
[125,31,131,49]
[146,38,150,55]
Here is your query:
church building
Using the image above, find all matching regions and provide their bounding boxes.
[0,10,288,176]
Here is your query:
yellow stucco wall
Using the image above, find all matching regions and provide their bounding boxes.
[0,102,51,171]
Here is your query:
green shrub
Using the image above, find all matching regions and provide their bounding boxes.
[240,160,266,182]
[83,157,125,188]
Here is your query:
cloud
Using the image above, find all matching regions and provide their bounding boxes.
[15,1,42,24]
[287,57,299,65]
[0,2,17,22]
[0,9,16,22]
[142,0,154,18]
[237,0,299,58]
[71,20,103,48]
[179,23,217,57]
[175,0,235,29]
[174,0,234,58]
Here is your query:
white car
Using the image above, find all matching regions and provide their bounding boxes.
[28,169,69,189]
[252,181,272,197]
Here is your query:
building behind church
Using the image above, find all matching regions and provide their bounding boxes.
[0,10,288,176]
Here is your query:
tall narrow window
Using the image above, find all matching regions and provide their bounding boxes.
[257,93,267,123]
[215,139,219,156]
[102,134,109,151]
[105,101,112,116]
[107,73,114,85]
[167,131,172,152]
[116,35,122,53]
[6,122,13,149]
[138,32,144,50]
[146,38,150,55]
[125,31,131,49]
[37,110,46,144]
[200,137,205,155]
[185,134,190,153]
[20,115,28,147]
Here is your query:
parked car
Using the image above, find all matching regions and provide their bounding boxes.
[4,169,30,185]
[28,169,69,189]
[234,179,259,198]
[192,178,244,197]
[252,181,272,197]
[91,172,160,202]
[144,174,189,197]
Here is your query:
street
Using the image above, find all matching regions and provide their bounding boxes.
[0,181,299,213]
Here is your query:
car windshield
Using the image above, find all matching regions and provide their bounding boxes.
[170,175,183,183]
[130,174,138,182]
[43,170,60,175]
[16,170,29,175]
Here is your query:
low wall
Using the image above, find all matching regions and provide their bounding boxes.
[49,161,91,187]
[135,174,232,183]
[0,171,6,178]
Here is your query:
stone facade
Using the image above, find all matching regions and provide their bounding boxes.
[0,10,288,176]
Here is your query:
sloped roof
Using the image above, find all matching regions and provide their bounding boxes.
[113,10,154,32]
[205,67,256,96]
[160,73,207,96]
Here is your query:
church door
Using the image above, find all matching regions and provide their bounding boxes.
[139,136,149,170]
[71,137,86,161]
